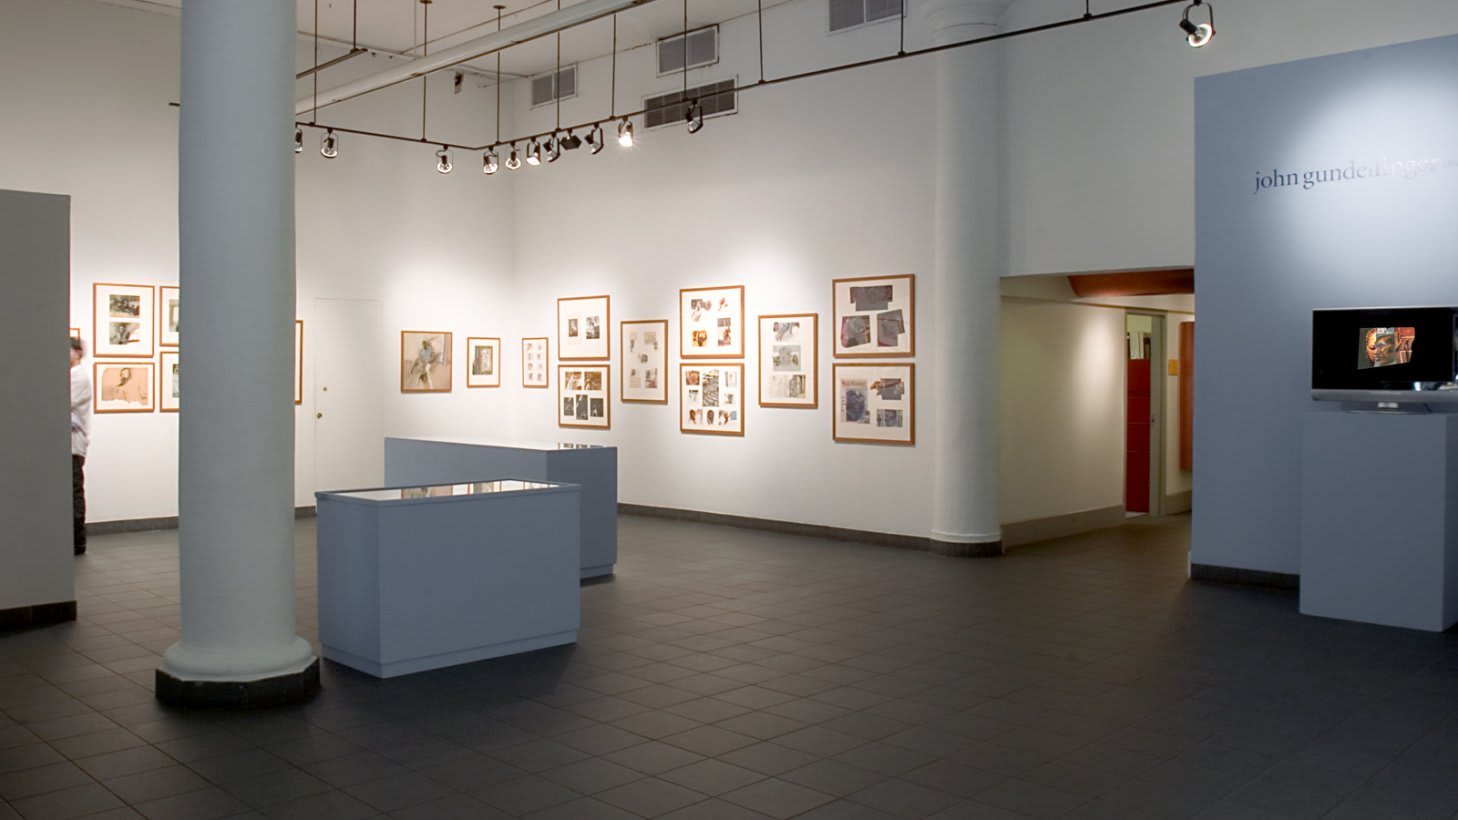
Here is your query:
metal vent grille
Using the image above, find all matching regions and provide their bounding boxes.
[530,65,578,107]
[658,27,719,74]
[644,79,736,129]
[830,0,901,32]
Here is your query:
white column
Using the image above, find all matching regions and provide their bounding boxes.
[927,0,1009,553]
[162,0,316,698]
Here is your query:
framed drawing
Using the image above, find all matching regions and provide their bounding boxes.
[832,274,915,357]
[69,327,80,345]
[93,283,154,358]
[522,337,549,388]
[558,295,610,361]
[680,363,744,436]
[94,361,154,413]
[159,351,180,413]
[832,363,914,445]
[621,320,668,404]
[159,285,180,347]
[466,336,501,388]
[400,330,452,393]
[558,364,610,429]
[295,319,304,406]
[758,313,818,408]
[680,285,744,359]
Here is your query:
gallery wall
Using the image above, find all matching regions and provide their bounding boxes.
[1193,33,1458,574]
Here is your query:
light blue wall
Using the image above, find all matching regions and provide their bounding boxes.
[1193,35,1458,574]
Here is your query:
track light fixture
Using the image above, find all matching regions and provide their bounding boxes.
[320,129,339,158]
[526,139,541,166]
[587,124,605,155]
[435,146,453,174]
[685,101,704,134]
[483,149,499,175]
[545,135,562,163]
[562,131,583,151]
[294,126,303,154]
[617,118,635,148]
[1179,0,1214,47]
[505,144,522,170]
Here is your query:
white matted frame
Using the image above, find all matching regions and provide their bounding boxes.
[94,361,155,414]
[832,362,914,445]
[758,313,818,408]
[832,274,915,357]
[680,362,745,436]
[93,282,155,359]
[679,284,744,359]
[558,295,611,361]
[621,319,668,404]
[159,285,180,348]
[522,337,550,387]
[558,364,611,429]
[159,351,180,413]
[466,336,502,388]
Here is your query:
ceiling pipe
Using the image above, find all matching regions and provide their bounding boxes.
[294,0,652,116]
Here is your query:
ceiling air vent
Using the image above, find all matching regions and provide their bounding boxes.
[644,79,736,130]
[658,27,718,75]
[530,65,578,108]
[829,0,902,33]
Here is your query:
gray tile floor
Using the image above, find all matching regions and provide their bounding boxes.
[3,514,1458,819]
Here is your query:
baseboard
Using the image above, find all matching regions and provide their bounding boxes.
[1190,562,1299,590]
[620,503,935,552]
[1162,491,1192,515]
[91,506,317,536]
[1001,505,1126,547]
[0,600,78,629]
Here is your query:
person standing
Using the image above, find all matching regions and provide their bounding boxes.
[70,336,91,556]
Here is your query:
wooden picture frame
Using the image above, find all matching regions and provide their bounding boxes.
[159,285,180,348]
[680,285,745,359]
[832,363,914,445]
[466,336,502,388]
[832,274,915,357]
[94,361,155,413]
[159,351,180,413]
[558,364,611,429]
[758,313,818,409]
[93,282,155,359]
[621,319,669,404]
[295,319,304,406]
[69,327,80,345]
[680,363,745,436]
[400,330,453,393]
[522,337,549,388]
[558,295,611,361]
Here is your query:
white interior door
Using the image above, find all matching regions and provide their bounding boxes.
[312,298,383,492]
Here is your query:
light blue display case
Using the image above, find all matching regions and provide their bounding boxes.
[384,437,617,578]
[315,479,581,678]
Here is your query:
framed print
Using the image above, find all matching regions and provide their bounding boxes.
[466,336,501,388]
[295,319,304,406]
[558,364,610,429]
[832,274,915,357]
[94,361,154,413]
[621,320,668,404]
[159,285,180,347]
[758,313,818,408]
[93,283,154,358]
[832,363,914,445]
[558,295,610,361]
[69,327,80,345]
[400,330,452,393]
[522,337,549,388]
[680,285,744,359]
[680,363,745,436]
[159,351,180,413]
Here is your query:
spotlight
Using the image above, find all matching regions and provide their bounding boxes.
[562,131,583,151]
[617,118,635,148]
[436,147,453,174]
[685,100,704,134]
[1179,0,1214,47]
[294,126,303,153]
[483,149,499,175]
[320,129,339,158]
[526,139,541,166]
[505,144,522,170]
[587,124,605,155]
[545,135,562,163]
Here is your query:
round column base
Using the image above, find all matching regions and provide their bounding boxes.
[156,658,320,708]
[930,539,1004,557]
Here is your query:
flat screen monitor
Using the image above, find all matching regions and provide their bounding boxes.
[1311,307,1458,403]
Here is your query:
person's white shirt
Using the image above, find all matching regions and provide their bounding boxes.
[71,362,91,458]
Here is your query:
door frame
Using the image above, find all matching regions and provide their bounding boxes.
[1126,310,1168,516]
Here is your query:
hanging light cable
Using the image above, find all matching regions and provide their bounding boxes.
[485,4,506,176]
[611,14,633,148]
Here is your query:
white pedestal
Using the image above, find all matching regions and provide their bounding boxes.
[1300,411,1458,631]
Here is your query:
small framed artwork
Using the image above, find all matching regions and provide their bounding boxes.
[295,319,304,406]
[93,283,155,358]
[522,337,549,388]
[680,363,745,436]
[94,361,155,413]
[69,327,80,345]
[400,330,452,393]
[159,285,180,347]
[558,364,611,429]
[558,295,610,361]
[159,351,180,413]
[832,363,914,445]
[758,313,818,408]
[621,320,668,404]
[680,285,745,359]
[466,337,501,388]
[832,274,915,357]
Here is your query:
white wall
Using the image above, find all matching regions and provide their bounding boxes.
[1166,316,1192,497]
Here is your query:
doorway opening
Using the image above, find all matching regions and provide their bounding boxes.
[1125,312,1162,517]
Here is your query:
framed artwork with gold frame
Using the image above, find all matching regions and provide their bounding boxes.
[832,363,914,445]
[93,282,155,359]
[159,351,180,413]
[159,285,180,348]
[758,313,817,408]
[680,285,744,359]
[558,295,610,361]
[832,274,915,357]
[680,363,744,436]
[400,330,452,393]
[522,337,549,388]
[466,336,501,388]
[558,364,610,429]
[621,319,668,404]
[94,361,155,413]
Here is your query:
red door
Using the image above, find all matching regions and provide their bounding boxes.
[1125,357,1151,513]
